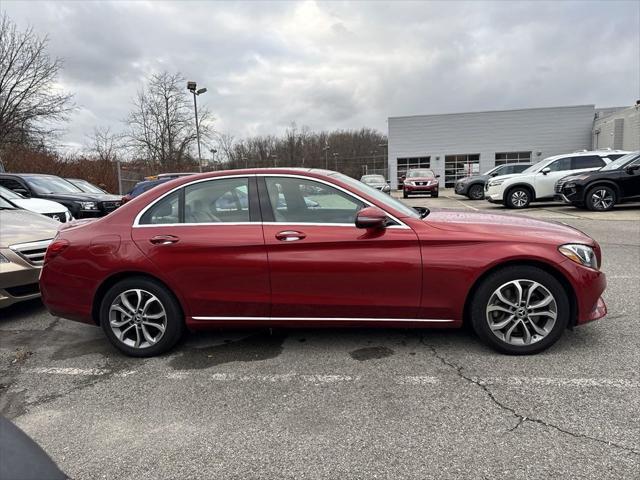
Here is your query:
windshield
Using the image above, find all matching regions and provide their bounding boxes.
[520,161,545,174]
[331,173,420,219]
[68,179,105,193]
[483,165,502,176]
[24,176,84,194]
[407,169,435,178]
[0,185,23,199]
[600,152,640,171]
[361,175,385,184]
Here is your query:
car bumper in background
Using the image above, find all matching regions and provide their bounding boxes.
[454,183,469,195]
[484,185,504,203]
[0,250,42,308]
[404,184,438,193]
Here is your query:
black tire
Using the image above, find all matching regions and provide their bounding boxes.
[99,277,184,357]
[585,185,616,211]
[403,190,409,198]
[431,190,439,198]
[470,266,570,355]
[468,184,484,200]
[505,187,532,209]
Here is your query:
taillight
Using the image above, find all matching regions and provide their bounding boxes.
[44,239,70,264]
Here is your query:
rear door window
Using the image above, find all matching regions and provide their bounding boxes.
[571,156,605,169]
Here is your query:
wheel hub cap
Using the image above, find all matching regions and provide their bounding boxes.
[108,289,168,349]
[486,279,558,346]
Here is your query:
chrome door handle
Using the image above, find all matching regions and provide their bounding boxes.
[275,230,306,242]
[150,235,179,245]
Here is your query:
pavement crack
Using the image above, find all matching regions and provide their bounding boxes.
[422,339,640,457]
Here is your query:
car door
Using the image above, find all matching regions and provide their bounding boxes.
[131,176,270,319]
[619,157,640,199]
[259,175,422,320]
[534,157,574,199]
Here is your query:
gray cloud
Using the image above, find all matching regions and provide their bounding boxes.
[3,0,639,150]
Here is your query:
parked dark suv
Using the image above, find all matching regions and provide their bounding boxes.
[455,163,532,200]
[0,173,122,218]
[556,152,640,211]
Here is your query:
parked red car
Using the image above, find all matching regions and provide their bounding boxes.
[402,169,440,198]
[40,168,607,357]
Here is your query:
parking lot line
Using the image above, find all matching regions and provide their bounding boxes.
[22,368,639,388]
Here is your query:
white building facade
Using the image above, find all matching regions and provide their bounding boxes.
[388,105,600,189]
[593,104,640,152]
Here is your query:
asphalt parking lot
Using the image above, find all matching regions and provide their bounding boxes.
[1,190,639,480]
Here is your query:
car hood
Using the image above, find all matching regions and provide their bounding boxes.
[39,193,121,202]
[488,174,521,183]
[560,170,615,182]
[405,177,437,182]
[424,210,593,245]
[11,197,68,214]
[457,175,489,183]
[0,209,60,247]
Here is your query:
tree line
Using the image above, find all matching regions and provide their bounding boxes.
[0,12,387,188]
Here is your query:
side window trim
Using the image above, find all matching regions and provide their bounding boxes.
[256,174,408,228]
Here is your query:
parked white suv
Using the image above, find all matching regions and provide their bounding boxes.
[485,150,629,209]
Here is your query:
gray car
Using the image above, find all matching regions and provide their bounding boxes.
[0,197,60,308]
[360,174,391,194]
[454,163,532,200]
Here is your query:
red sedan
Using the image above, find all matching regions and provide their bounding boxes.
[40,169,607,357]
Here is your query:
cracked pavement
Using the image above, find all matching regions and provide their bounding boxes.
[1,198,639,479]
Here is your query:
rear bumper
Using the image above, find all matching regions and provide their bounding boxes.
[40,265,96,324]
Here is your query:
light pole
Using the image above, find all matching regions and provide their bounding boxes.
[322,142,330,170]
[210,148,217,170]
[187,81,207,172]
[333,152,339,171]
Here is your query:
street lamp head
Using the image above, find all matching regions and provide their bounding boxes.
[187,81,197,92]
[197,87,207,95]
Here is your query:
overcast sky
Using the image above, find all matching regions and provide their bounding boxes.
[4,0,640,150]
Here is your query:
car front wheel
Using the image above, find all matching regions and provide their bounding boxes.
[468,184,484,200]
[506,187,531,209]
[586,185,616,211]
[470,266,569,354]
[100,277,184,357]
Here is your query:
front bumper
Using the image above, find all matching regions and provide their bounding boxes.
[484,185,504,203]
[0,249,42,308]
[404,184,438,193]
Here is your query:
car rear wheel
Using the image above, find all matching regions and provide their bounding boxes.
[586,185,616,211]
[506,187,531,209]
[470,266,569,354]
[468,184,484,200]
[99,277,184,357]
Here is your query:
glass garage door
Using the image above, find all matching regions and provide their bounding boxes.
[444,154,479,187]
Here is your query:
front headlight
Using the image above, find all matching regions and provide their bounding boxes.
[79,201,98,210]
[0,253,10,264]
[405,181,414,186]
[488,179,505,187]
[564,182,576,189]
[559,244,598,269]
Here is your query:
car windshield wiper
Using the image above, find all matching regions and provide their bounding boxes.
[413,206,430,218]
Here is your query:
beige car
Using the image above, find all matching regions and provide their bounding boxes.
[0,197,60,308]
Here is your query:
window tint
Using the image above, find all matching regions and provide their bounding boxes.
[546,158,572,172]
[139,191,180,225]
[571,156,605,169]
[513,164,530,173]
[0,178,25,192]
[265,177,364,224]
[185,178,249,223]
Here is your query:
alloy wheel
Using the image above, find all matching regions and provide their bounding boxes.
[591,189,613,210]
[469,185,484,200]
[510,190,529,208]
[109,289,167,349]
[486,280,557,346]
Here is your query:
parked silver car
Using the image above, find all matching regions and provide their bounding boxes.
[360,174,391,194]
[0,197,60,308]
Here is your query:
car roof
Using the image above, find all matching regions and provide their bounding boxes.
[542,150,629,162]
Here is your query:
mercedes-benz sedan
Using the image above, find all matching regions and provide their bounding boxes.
[40,169,607,357]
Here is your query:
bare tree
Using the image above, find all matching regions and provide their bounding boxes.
[126,71,211,167]
[0,13,73,148]
[87,126,122,162]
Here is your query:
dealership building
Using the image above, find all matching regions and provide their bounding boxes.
[387,103,639,189]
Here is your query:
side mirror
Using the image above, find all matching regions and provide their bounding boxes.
[625,164,640,174]
[14,188,30,197]
[355,207,387,229]
[541,167,551,175]
[386,180,391,184]
[435,174,440,178]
